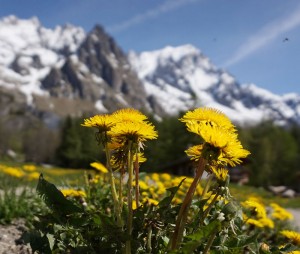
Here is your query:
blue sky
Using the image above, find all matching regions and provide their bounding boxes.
[1,0,300,95]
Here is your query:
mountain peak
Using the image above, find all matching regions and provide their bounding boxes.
[0,15,40,27]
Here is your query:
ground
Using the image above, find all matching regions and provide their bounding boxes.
[0,210,300,253]
[0,219,31,254]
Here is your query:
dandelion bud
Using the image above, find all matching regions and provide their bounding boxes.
[221,202,237,221]
[260,243,270,253]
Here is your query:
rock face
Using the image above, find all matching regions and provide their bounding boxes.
[129,45,300,126]
[0,16,162,129]
[41,25,154,115]
[1,16,300,129]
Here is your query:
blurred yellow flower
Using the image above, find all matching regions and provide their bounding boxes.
[160,173,172,181]
[271,203,294,221]
[1,167,24,178]
[27,172,40,181]
[61,189,87,198]
[242,200,267,218]
[281,230,300,246]
[142,197,159,206]
[23,164,37,171]
[90,162,108,173]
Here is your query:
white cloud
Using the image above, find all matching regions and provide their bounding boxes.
[223,5,300,67]
[108,0,200,33]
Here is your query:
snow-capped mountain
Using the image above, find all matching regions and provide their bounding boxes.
[0,15,85,103]
[129,45,300,126]
[1,15,300,128]
[0,16,160,128]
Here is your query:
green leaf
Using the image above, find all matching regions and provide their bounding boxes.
[158,178,185,208]
[36,174,83,216]
[22,230,52,254]
[182,221,221,253]
[46,233,55,250]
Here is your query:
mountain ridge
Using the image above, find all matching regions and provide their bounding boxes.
[129,44,300,126]
[0,15,299,127]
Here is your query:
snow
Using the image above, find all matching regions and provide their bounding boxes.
[95,100,108,112]
[128,44,201,78]
[0,15,85,105]
[129,44,300,126]
[1,15,300,127]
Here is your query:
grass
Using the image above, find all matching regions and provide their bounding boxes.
[0,160,299,225]
[230,183,300,208]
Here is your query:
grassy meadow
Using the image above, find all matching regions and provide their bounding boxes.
[1,107,300,253]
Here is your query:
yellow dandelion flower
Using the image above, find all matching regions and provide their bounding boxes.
[281,230,300,246]
[288,251,300,254]
[139,180,149,190]
[90,162,108,173]
[151,173,160,182]
[180,107,236,131]
[211,166,228,182]
[185,144,204,161]
[187,122,250,166]
[61,189,87,198]
[109,121,158,144]
[246,218,264,228]
[142,197,159,206]
[271,203,294,221]
[23,164,37,171]
[112,108,148,123]
[259,217,274,228]
[160,173,172,181]
[26,172,40,181]
[242,200,267,218]
[82,114,116,132]
[2,167,25,178]
[245,216,274,228]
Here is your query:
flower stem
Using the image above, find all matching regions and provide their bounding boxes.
[134,151,140,208]
[147,226,152,253]
[125,141,134,254]
[203,229,217,254]
[200,188,221,226]
[104,142,122,227]
[170,158,206,250]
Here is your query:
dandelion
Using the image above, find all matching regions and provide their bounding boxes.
[142,197,159,206]
[23,164,37,172]
[109,121,158,145]
[242,200,267,218]
[281,230,300,246]
[180,107,236,132]
[82,113,121,227]
[82,114,116,131]
[271,203,294,221]
[61,189,87,198]
[185,144,203,161]
[27,172,40,181]
[211,166,228,182]
[186,122,250,166]
[112,108,149,123]
[90,162,108,174]
[1,167,25,178]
